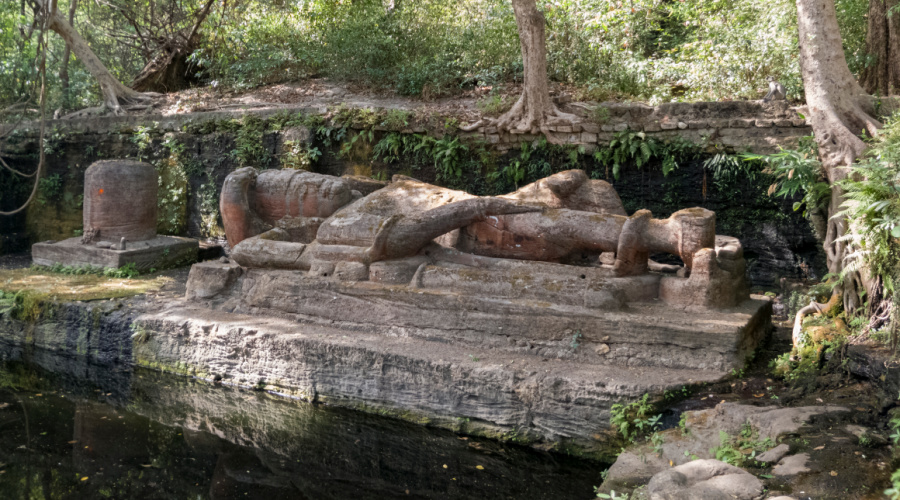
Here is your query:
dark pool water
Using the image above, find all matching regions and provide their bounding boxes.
[0,354,603,500]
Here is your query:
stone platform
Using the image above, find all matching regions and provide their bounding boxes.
[32,236,198,271]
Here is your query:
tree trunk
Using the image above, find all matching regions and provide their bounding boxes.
[796,0,882,312]
[40,1,154,114]
[495,0,576,139]
[58,0,77,105]
[859,0,900,96]
[131,0,215,93]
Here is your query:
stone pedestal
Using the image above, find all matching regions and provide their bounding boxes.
[32,236,197,272]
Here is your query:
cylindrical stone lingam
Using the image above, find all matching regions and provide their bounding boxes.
[83,160,158,242]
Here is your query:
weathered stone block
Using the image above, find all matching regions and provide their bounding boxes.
[754,119,774,128]
[729,119,752,128]
[581,132,598,143]
[581,123,601,133]
[774,119,793,128]
[186,260,243,300]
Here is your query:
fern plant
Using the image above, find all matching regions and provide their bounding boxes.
[594,130,659,180]
[835,114,900,293]
[741,135,830,217]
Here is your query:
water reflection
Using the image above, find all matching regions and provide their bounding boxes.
[0,352,602,499]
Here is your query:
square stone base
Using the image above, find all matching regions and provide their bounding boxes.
[32,236,198,271]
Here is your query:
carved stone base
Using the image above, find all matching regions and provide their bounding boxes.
[32,236,198,271]
[187,263,771,372]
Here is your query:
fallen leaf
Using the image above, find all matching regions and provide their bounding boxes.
[814,446,825,450]
[669,460,674,467]
[830,471,838,476]
[67,440,78,444]
[35,394,42,397]
[81,477,89,481]
[856,407,867,412]
[476,465,484,470]
[753,394,765,398]
[443,465,448,469]
[141,464,152,468]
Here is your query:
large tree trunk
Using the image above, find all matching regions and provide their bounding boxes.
[39,1,155,115]
[495,0,576,139]
[796,0,882,312]
[859,0,900,96]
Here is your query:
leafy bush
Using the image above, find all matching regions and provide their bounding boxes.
[609,393,662,444]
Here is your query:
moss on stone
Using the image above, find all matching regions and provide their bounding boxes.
[0,268,171,304]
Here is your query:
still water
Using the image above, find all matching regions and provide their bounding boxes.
[0,354,603,499]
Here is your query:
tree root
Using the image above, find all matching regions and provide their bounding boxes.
[792,292,841,348]
[461,97,581,144]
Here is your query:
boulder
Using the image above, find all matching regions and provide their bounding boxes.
[646,459,764,500]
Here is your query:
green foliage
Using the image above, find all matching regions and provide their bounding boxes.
[569,331,583,351]
[595,489,629,500]
[742,136,830,217]
[0,0,873,111]
[197,178,223,239]
[104,262,141,279]
[594,130,698,180]
[476,93,514,116]
[837,114,900,296]
[193,0,519,96]
[609,394,662,444]
[709,423,774,467]
[0,289,46,322]
[381,109,412,130]
[281,141,321,170]
[887,468,900,500]
[37,174,64,206]
[31,262,140,279]
[156,135,189,235]
[132,124,157,161]
[231,115,273,168]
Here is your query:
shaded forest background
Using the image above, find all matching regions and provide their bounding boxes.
[0,0,872,111]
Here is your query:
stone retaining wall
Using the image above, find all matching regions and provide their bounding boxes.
[468,101,810,153]
[0,99,810,154]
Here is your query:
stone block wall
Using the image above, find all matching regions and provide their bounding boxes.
[464,100,810,154]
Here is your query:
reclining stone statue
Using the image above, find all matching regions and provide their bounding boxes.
[215,167,748,309]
